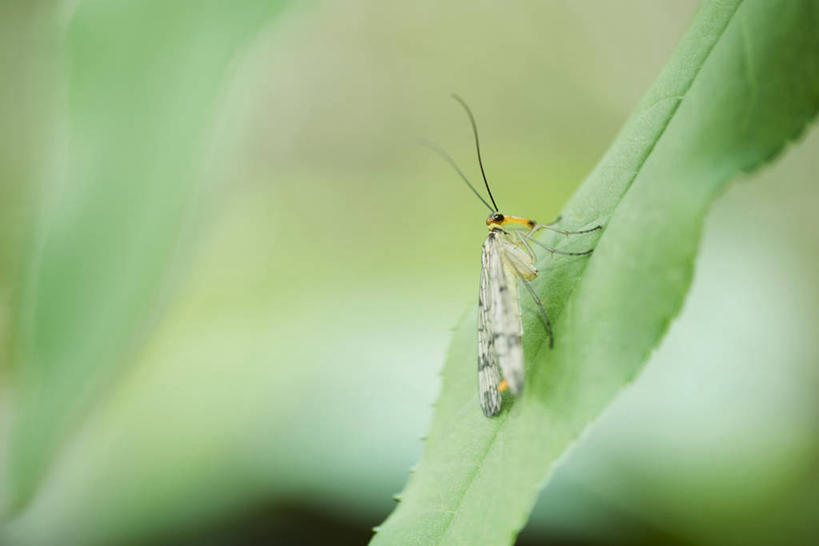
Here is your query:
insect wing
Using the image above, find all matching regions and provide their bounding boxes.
[485,233,525,395]
[478,238,503,417]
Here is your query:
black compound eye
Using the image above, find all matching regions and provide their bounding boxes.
[486,212,505,225]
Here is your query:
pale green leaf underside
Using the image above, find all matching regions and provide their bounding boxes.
[373,0,819,544]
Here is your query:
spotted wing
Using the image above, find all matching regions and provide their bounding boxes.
[478,237,503,417]
[484,232,525,396]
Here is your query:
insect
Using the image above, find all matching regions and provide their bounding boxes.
[424,95,601,417]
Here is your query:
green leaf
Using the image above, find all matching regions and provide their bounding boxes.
[372,0,819,543]
[3,0,287,512]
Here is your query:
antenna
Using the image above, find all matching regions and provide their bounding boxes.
[420,139,494,212]
[451,94,499,211]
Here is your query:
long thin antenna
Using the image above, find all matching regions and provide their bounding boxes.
[451,94,499,211]
[420,139,494,212]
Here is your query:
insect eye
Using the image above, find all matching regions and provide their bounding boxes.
[486,212,504,225]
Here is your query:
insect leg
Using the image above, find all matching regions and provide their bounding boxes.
[508,261,554,349]
[525,234,595,256]
[529,223,602,237]
[513,230,537,262]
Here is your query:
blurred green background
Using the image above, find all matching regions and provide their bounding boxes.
[1,1,817,544]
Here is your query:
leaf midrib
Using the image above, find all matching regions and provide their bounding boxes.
[433,411,509,544]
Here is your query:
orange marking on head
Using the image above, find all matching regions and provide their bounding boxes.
[498,379,509,393]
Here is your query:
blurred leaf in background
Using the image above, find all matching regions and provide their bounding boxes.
[0,1,817,545]
[0,3,61,372]
[5,0,289,514]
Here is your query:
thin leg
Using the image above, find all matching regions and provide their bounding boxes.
[513,230,537,262]
[525,234,595,256]
[530,223,602,237]
[513,266,555,349]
